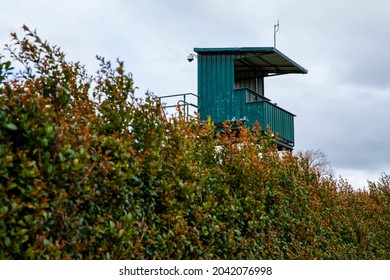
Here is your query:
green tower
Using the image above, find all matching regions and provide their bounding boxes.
[194,47,307,149]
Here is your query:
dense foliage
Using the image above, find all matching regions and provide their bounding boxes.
[1,26,389,259]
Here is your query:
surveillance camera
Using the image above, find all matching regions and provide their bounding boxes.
[187,54,195,62]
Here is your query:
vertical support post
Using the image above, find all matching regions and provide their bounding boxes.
[184,94,187,118]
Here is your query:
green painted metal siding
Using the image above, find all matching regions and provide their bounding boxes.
[246,100,295,145]
[197,52,244,124]
[231,89,248,120]
[261,102,295,145]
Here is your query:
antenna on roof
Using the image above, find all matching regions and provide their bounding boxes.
[274,20,280,49]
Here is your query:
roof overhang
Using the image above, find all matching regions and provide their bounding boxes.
[194,47,308,75]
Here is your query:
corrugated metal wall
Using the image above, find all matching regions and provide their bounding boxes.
[197,52,244,123]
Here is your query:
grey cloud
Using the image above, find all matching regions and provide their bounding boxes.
[294,87,390,171]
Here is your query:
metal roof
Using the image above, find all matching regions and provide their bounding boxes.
[194,47,308,75]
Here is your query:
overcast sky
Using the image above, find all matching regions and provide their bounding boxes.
[2,0,390,189]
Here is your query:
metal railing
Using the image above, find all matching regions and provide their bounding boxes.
[158,93,199,119]
[235,88,295,147]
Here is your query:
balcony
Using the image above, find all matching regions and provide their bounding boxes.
[234,88,295,149]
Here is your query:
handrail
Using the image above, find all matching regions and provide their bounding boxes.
[254,100,296,117]
[234,87,271,102]
[235,88,295,117]
[245,96,296,117]
[159,92,198,100]
[163,102,199,109]
[158,93,199,119]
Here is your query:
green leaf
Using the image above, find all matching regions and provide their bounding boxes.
[4,236,11,247]
[17,220,27,227]
[5,123,17,131]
